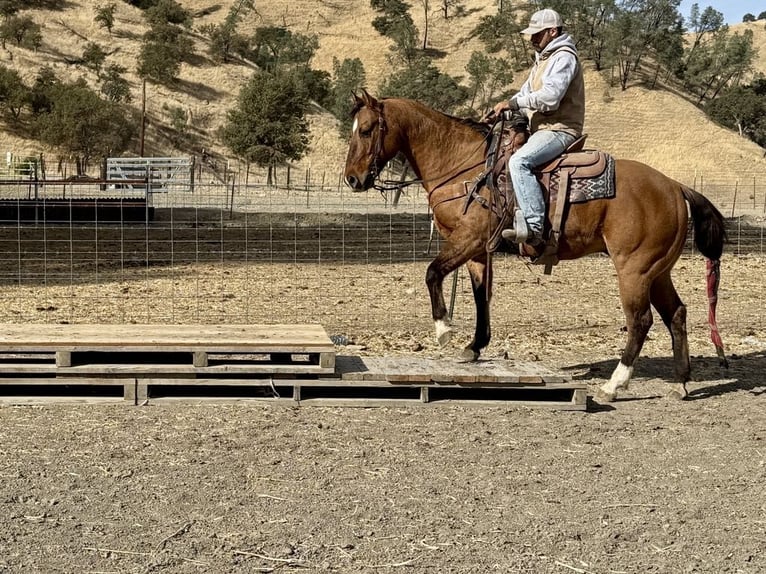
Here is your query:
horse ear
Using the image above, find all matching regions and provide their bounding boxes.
[351,91,364,106]
[360,88,379,109]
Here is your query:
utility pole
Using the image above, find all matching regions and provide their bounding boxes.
[140,78,146,157]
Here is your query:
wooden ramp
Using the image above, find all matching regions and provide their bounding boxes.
[0,324,586,410]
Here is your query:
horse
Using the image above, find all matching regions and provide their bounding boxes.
[343,90,727,402]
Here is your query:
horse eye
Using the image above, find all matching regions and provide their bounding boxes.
[360,127,373,138]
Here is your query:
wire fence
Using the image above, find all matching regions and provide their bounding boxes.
[0,169,762,347]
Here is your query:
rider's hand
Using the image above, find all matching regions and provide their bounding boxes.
[493,101,510,116]
[493,99,519,116]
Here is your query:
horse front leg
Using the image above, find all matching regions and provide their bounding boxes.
[462,258,492,362]
[426,257,457,347]
[425,235,484,352]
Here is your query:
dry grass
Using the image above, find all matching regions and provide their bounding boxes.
[0,1,764,183]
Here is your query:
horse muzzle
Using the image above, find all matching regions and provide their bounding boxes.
[344,172,375,191]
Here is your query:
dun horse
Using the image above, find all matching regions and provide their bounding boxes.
[343,91,727,401]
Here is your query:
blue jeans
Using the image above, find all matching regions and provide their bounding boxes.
[508,130,577,237]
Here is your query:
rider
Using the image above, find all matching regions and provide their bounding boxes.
[493,8,585,248]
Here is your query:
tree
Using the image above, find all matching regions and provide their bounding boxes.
[0,64,27,119]
[607,0,684,90]
[465,51,514,114]
[329,57,366,137]
[138,37,181,84]
[758,11,766,20]
[683,28,756,102]
[95,3,116,33]
[545,0,617,71]
[144,0,189,27]
[250,26,320,72]
[471,6,529,70]
[82,42,107,73]
[220,69,311,180]
[743,13,756,23]
[199,0,254,63]
[31,79,137,166]
[370,0,419,66]
[684,3,725,67]
[0,15,42,49]
[705,84,766,145]
[99,64,132,103]
[379,57,469,113]
[439,0,465,19]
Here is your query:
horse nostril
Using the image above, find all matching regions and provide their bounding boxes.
[345,176,359,189]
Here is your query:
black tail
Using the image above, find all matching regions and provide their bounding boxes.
[682,185,728,367]
[681,185,726,260]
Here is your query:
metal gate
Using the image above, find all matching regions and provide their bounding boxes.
[105,157,195,192]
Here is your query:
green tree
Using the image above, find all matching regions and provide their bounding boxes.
[138,38,181,84]
[329,57,366,137]
[31,79,137,165]
[545,0,617,71]
[144,0,189,27]
[0,64,27,119]
[250,27,320,72]
[95,3,116,33]
[607,0,683,90]
[471,6,528,70]
[370,0,419,66]
[199,0,253,63]
[683,28,756,102]
[99,64,132,103]
[684,3,725,68]
[379,57,469,113]
[0,15,42,49]
[29,66,58,114]
[705,83,766,145]
[465,51,513,114]
[743,13,756,23]
[82,42,107,73]
[220,69,311,179]
[135,0,193,85]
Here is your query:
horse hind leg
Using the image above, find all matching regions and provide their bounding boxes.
[597,281,653,403]
[650,272,690,399]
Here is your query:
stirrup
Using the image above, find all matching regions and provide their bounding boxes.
[501,210,529,243]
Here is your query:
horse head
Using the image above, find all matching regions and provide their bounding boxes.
[344,89,394,191]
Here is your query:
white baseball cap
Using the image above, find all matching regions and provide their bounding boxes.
[521,8,563,35]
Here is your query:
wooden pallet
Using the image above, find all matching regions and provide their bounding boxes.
[0,323,335,372]
[0,323,335,403]
[0,325,586,409]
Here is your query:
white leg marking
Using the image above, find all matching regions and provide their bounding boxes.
[600,361,634,396]
[434,319,452,347]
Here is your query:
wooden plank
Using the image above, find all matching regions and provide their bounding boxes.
[56,351,72,368]
[337,356,571,385]
[0,324,335,352]
[55,362,334,375]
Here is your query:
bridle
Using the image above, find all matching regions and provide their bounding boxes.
[358,101,493,199]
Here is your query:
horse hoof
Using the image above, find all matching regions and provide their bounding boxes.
[458,348,479,363]
[595,388,617,403]
[435,323,452,347]
[667,384,688,401]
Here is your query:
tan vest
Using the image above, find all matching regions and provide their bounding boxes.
[529,47,584,137]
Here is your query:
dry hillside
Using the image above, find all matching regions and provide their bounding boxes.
[3,1,765,183]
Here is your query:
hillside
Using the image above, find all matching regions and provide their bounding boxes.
[3,1,765,184]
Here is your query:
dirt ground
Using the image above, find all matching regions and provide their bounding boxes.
[0,212,764,573]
